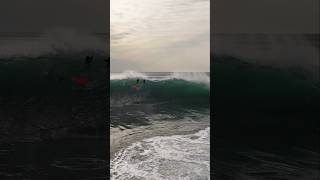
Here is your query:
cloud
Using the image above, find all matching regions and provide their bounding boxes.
[111,0,210,72]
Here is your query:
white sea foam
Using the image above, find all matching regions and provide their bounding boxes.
[111,71,210,86]
[110,70,149,80]
[169,72,210,86]
[111,127,210,180]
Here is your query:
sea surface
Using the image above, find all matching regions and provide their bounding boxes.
[110,71,210,180]
[212,33,320,180]
[0,33,108,179]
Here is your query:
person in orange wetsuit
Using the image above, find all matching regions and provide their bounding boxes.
[132,79,140,91]
[73,76,89,87]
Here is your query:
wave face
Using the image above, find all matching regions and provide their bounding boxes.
[212,55,320,179]
[212,34,319,78]
[212,56,320,136]
[0,55,107,143]
[0,56,107,96]
[110,71,210,107]
[213,56,319,110]
[111,128,210,180]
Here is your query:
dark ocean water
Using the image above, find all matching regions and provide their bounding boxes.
[211,34,319,180]
[212,54,320,180]
[1,34,319,179]
[0,33,108,179]
[110,72,210,179]
[0,139,107,179]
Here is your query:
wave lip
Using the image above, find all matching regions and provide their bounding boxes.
[110,70,149,80]
[111,71,210,86]
[111,128,210,180]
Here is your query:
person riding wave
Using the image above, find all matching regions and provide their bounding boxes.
[132,79,141,91]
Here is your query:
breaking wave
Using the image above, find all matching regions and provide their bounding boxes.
[110,71,210,106]
[111,71,210,86]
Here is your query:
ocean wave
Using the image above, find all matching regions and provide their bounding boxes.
[111,127,210,180]
[111,71,210,86]
[212,55,320,140]
[110,72,210,106]
[110,71,149,81]
[212,34,319,75]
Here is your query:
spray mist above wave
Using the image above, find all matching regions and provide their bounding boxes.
[0,28,107,59]
[110,71,210,86]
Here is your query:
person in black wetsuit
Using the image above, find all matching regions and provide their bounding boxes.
[105,57,110,66]
[85,56,93,68]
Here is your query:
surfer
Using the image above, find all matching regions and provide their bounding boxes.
[132,79,140,91]
[85,56,93,67]
[132,85,140,91]
[105,58,110,65]
[72,76,89,87]
[143,79,146,84]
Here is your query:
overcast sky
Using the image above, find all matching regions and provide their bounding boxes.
[1,0,318,72]
[111,0,210,72]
